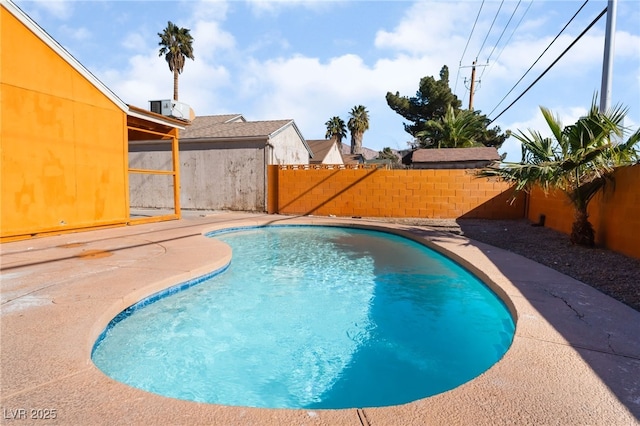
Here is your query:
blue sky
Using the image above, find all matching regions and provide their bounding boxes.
[14,0,640,161]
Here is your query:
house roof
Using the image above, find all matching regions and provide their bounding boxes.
[342,154,364,164]
[409,147,500,163]
[307,139,337,163]
[180,115,313,156]
[181,116,294,140]
[188,114,245,125]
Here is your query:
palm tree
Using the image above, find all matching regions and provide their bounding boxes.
[416,106,485,148]
[347,105,370,155]
[325,116,347,150]
[479,100,640,247]
[158,21,195,101]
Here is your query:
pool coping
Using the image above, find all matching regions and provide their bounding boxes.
[1,213,639,425]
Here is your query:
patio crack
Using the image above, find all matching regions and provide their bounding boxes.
[606,332,618,355]
[547,290,588,323]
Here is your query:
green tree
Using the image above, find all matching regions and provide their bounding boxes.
[386,65,507,149]
[158,21,195,101]
[347,105,370,155]
[386,65,461,135]
[416,106,486,148]
[479,101,640,247]
[324,116,347,150]
[377,147,401,168]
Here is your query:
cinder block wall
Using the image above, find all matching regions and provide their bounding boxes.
[268,166,525,219]
[527,165,640,259]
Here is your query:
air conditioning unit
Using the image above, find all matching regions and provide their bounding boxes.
[170,101,192,120]
[149,100,194,120]
[149,99,173,116]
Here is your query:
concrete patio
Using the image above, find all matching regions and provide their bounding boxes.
[1,212,639,425]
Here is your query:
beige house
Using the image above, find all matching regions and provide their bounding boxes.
[307,139,344,165]
[129,114,312,212]
[402,147,500,169]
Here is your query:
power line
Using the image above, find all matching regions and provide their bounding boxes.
[475,0,505,62]
[487,0,591,118]
[479,0,522,82]
[489,7,607,124]
[454,0,485,95]
[480,0,534,83]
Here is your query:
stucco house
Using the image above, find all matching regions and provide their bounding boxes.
[129,114,312,212]
[1,0,187,241]
[402,147,501,169]
[307,139,345,165]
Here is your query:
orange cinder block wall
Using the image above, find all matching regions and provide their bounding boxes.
[1,6,129,240]
[268,166,524,219]
[527,165,640,259]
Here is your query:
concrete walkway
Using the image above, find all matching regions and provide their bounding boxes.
[1,212,639,425]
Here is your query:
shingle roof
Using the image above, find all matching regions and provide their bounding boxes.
[180,116,292,140]
[192,114,245,125]
[307,139,336,162]
[410,147,500,162]
[342,154,364,164]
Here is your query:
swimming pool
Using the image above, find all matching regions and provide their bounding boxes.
[92,226,514,409]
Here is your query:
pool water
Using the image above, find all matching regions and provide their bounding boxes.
[92,226,514,409]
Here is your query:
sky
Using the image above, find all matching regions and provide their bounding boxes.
[13,0,640,161]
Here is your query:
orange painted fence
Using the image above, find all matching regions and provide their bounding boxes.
[527,165,640,259]
[268,164,640,259]
[268,165,525,220]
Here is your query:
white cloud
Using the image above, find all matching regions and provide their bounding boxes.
[191,20,236,61]
[101,53,171,107]
[189,0,230,22]
[121,32,147,51]
[374,2,471,57]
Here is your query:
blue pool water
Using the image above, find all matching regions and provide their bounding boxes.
[92,226,514,409]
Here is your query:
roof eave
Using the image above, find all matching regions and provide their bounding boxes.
[180,136,269,143]
[127,105,187,130]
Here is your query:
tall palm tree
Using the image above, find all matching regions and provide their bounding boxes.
[158,21,195,101]
[325,116,347,150]
[416,105,485,148]
[348,105,370,155]
[480,100,640,247]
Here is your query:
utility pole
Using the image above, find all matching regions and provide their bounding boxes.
[462,60,486,110]
[469,61,477,110]
[600,0,617,113]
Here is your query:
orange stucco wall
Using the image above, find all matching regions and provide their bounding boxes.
[527,165,640,259]
[1,6,129,240]
[269,166,525,219]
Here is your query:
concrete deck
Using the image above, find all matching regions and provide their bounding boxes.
[1,212,639,425]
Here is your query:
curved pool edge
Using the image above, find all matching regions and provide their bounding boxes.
[2,213,637,425]
[92,222,516,409]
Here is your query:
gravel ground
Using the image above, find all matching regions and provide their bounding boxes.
[364,217,640,313]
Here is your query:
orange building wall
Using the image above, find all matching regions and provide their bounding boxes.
[527,165,640,259]
[1,6,129,240]
[269,166,525,219]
